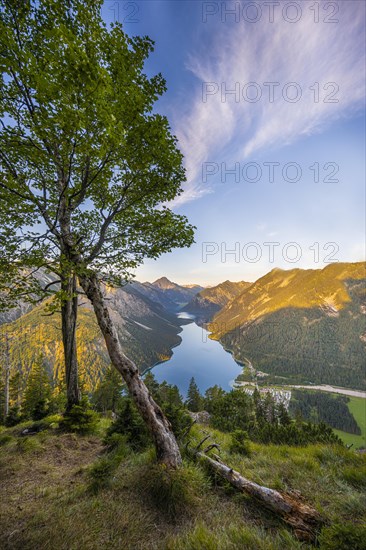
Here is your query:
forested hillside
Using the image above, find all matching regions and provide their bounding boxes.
[0,283,184,391]
[210,263,366,390]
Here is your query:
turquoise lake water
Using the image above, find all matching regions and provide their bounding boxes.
[148,314,243,397]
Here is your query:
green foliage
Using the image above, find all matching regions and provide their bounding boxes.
[50,380,67,415]
[4,405,22,427]
[60,397,98,435]
[164,402,192,440]
[88,438,129,493]
[186,377,203,412]
[0,0,195,297]
[0,433,14,446]
[142,373,191,439]
[205,387,343,446]
[207,389,253,432]
[342,465,366,489]
[105,398,150,451]
[319,523,366,550]
[250,420,343,446]
[143,371,161,399]
[91,365,123,413]
[16,436,44,454]
[289,390,361,435]
[139,462,209,521]
[22,355,53,420]
[217,275,366,390]
[204,385,226,413]
[229,430,252,456]
[9,371,23,408]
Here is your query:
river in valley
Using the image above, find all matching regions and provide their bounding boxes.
[147,313,242,398]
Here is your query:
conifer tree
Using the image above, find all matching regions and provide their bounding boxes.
[92,365,124,413]
[186,377,202,412]
[22,355,52,420]
[9,370,22,407]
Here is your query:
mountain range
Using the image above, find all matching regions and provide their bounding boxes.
[0,276,202,392]
[1,262,365,392]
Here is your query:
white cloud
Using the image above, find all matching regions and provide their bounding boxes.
[172,0,365,207]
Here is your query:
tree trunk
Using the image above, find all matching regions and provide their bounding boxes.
[61,273,81,411]
[193,450,324,543]
[79,272,182,469]
[3,333,10,421]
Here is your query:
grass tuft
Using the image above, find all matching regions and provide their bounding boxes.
[138,461,210,521]
[318,523,366,550]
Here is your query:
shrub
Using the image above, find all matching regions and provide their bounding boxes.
[5,406,22,427]
[59,396,98,435]
[163,402,192,440]
[229,430,252,456]
[88,437,130,493]
[106,398,150,451]
[0,434,14,446]
[88,456,116,492]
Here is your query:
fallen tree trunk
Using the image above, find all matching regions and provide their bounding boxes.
[193,449,324,543]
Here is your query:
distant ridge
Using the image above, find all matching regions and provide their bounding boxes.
[184,280,250,321]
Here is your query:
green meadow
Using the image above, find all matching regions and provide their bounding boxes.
[334,397,366,449]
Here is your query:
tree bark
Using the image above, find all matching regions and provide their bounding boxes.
[79,272,182,469]
[3,333,10,421]
[193,450,324,543]
[61,273,81,411]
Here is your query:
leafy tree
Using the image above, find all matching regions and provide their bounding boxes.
[91,365,123,413]
[186,377,202,412]
[210,390,253,432]
[22,354,52,420]
[0,0,194,467]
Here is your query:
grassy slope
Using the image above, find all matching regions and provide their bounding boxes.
[334,397,366,448]
[1,420,366,549]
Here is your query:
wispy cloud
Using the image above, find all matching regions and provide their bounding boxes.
[172,0,365,207]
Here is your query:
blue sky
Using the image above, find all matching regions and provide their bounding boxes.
[103,0,365,285]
